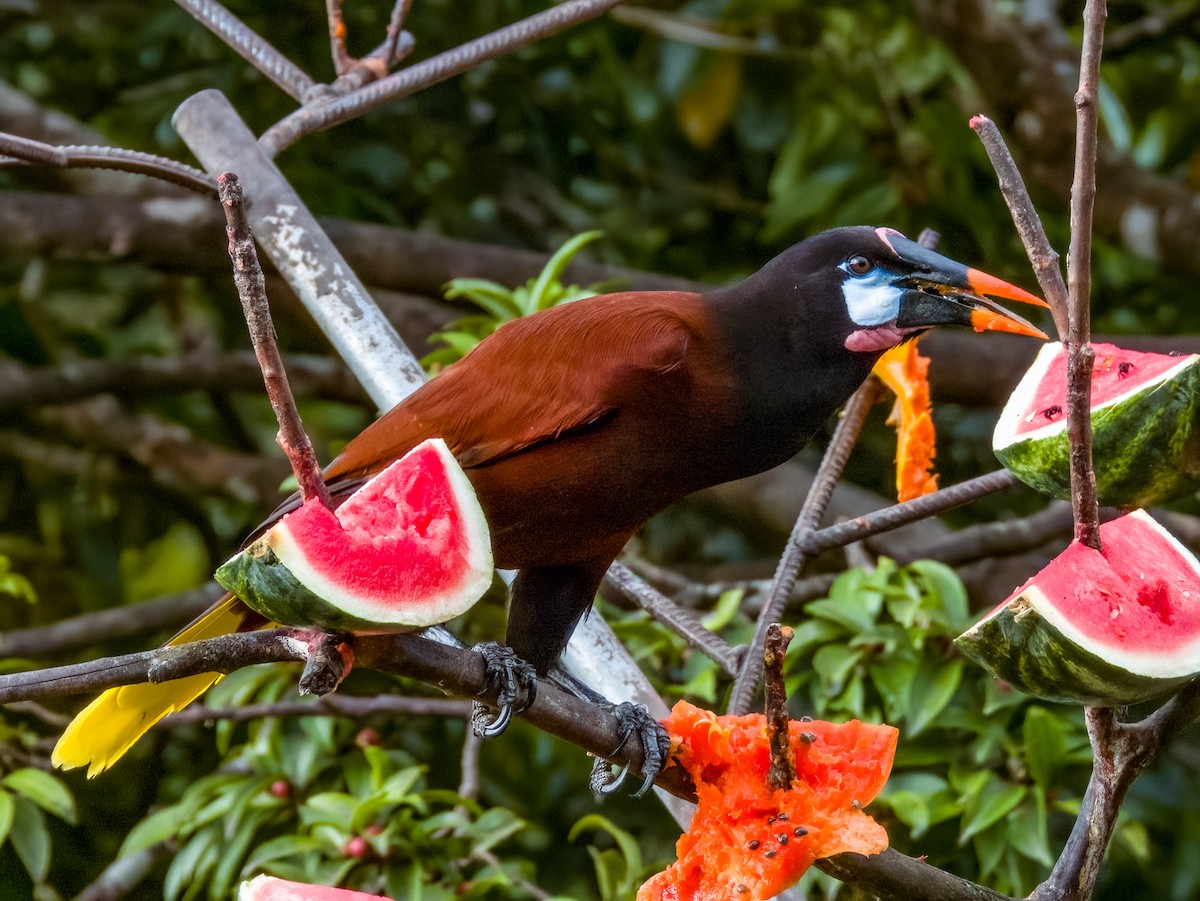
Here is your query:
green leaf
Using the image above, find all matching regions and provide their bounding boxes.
[10,796,50,882]
[0,790,14,846]
[1023,706,1068,790]
[2,768,75,825]
[569,813,642,885]
[120,805,183,857]
[701,588,744,631]
[526,230,604,314]
[811,643,864,695]
[1007,787,1053,867]
[164,824,221,901]
[869,657,917,721]
[242,834,323,872]
[959,779,1026,845]
[210,810,270,900]
[907,659,963,736]
[906,559,969,631]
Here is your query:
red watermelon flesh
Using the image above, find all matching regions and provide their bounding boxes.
[1007,342,1194,441]
[957,510,1200,705]
[990,511,1200,666]
[238,875,387,900]
[638,702,897,901]
[216,438,493,632]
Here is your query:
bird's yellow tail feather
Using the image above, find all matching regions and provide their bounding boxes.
[52,593,256,777]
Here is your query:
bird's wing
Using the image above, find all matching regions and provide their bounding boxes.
[323,291,702,481]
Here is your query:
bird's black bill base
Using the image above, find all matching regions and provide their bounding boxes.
[894,285,1048,340]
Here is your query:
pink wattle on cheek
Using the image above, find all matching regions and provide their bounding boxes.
[845,326,904,352]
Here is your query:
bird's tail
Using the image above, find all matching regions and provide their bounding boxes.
[52,592,259,777]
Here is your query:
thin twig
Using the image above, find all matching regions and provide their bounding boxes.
[969,116,1069,338]
[174,0,316,101]
[802,470,1021,557]
[325,0,355,76]
[728,379,880,714]
[258,0,629,156]
[218,172,333,510]
[0,132,216,196]
[764,623,795,792]
[0,352,367,413]
[1065,0,1106,552]
[0,584,220,659]
[604,562,740,675]
[160,693,472,725]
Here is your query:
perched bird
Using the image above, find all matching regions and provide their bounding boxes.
[53,226,1046,784]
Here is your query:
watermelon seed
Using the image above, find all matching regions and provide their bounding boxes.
[767,815,777,825]
[765,850,777,859]
[1118,362,1133,377]
[799,731,817,744]
[777,813,789,821]
[748,840,760,850]
[851,800,862,810]
[799,716,813,722]
[1042,405,1063,420]
[736,886,749,894]
[778,833,789,845]
[794,827,808,837]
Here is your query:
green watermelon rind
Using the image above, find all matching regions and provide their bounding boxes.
[993,345,1200,508]
[955,588,1199,706]
[215,439,494,634]
[955,510,1200,706]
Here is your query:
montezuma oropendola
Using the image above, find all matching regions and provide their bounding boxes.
[53,226,1047,787]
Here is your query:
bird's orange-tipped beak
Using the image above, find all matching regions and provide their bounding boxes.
[969,307,1049,339]
[965,267,1050,309]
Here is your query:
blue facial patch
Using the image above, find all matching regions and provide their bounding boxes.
[839,266,903,327]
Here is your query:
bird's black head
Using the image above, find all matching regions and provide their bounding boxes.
[741,225,1048,354]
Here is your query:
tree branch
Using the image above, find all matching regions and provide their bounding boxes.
[0,131,215,196]
[175,0,316,101]
[258,0,631,156]
[219,171,332,510]
[1064,0,1106,552]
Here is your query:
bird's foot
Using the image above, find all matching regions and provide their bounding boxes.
[589,701,671,799]
[470,642,537,739]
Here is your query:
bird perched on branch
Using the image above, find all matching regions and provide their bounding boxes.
[54,226,1046,790]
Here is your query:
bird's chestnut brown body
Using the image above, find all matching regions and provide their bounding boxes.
[53,226,1048,776]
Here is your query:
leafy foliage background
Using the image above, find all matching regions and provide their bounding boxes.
[3,1,1200,899]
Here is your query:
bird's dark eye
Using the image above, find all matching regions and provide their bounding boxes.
[846,255,873,275]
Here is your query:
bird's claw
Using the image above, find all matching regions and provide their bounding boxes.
[588,701,670,798]
[470,642,537,739]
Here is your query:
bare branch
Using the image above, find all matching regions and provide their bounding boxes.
[0,584,220,660]
[0,132,215,196]
[161,692,472,725]
[325,0,355,76]
[219,172,333,510]
[1065,0,1106,552]
[175,0,316,101]
[764,623,795,792]
[969,116,1068,338]
[0,352,367,413]
[258,0,631,156]
[604,562,740,675]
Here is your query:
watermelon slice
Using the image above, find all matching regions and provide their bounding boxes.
[239,875,387,900]
[993,342,1200,507]
[956,510,1200,706]
[638,702,897,901]
[216,438,493,633]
